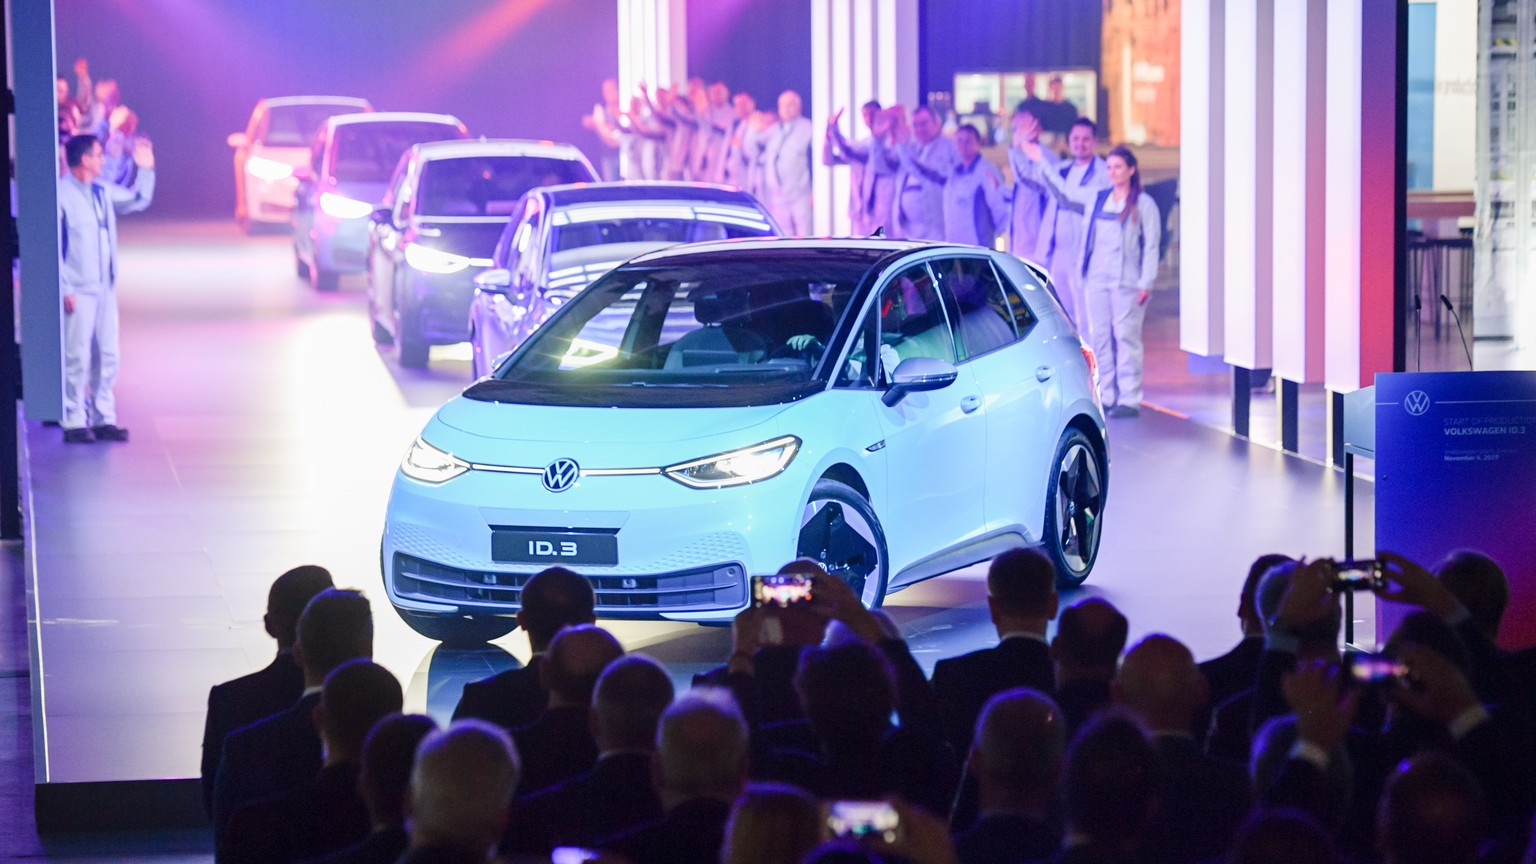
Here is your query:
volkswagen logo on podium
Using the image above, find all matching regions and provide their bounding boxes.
[1403,391,1432,417]
[542,458,581,493]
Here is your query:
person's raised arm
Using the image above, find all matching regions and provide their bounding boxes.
[106,138,155,214]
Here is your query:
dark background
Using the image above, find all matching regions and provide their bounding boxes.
[55,0,619,219]
[685,0,811,112]
[922,0,1102,103]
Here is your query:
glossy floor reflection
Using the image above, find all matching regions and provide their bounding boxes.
[25,220,1375,803]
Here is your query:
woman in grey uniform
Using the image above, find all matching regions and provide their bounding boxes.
[1072,145,1160,416]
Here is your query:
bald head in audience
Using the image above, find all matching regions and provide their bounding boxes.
[592,654,675,752]
[540,624,625,708]
[1114,634,1208,736]
[654,689,749,809]
[970,687,1066,815]
[408,721,520,860]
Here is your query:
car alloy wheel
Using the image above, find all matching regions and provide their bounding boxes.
[797,478,888,608]
[1045,428,1105,587]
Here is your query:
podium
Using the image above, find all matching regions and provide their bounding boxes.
[1373,371,1536,649]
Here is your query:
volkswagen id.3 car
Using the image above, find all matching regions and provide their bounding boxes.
[382,238,1109,642]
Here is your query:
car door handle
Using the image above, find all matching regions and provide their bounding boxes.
[961,395,982,414]
[1035,365,1055,382]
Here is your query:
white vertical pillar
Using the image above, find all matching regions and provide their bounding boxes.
[1325,0,1365,391]
[1222,0,1274,372]
[1271,0,1327,383]
[1432,0,1476,192]
[1179,0,1224,357]
[617,0,686,99]
[811,0,918,236]
[15,0,65,420]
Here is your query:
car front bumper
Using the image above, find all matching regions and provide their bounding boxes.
[382,462,807,622]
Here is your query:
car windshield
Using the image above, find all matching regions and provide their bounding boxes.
[549,208,775,253]
[417,156,592,218]
[468,249,885,408]
[331,122,463,183]
[263,103,365,147]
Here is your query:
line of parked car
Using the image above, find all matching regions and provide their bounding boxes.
[228,96,1110,645]
[228,96,781,371]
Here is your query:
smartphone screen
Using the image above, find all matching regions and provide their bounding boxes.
[753,573,814,607]
[1348,655,1409,685]
[826,800,901,844]
[1332,560,1383,591]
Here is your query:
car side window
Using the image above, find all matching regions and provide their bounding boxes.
[990,255,1046,336]
[310,130,325,175]
[388,163,413,224]
[515,206,543,288]
[932,256,1022,360]
[834,301,880,388]
[494,200,529,269]
[878,262,956,375]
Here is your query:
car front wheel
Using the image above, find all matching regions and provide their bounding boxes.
[1043,427,1106,588]
[797,479,888,608]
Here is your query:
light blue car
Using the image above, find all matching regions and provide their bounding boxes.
[382,238,1109,643]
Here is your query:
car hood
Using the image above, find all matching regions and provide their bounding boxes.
[250,144,311,166]
[409,221,506,259]
[432,397,791,450]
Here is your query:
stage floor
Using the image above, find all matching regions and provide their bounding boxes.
[23,220,1375,821]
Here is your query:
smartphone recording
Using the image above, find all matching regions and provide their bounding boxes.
[1330,560,1384,592]
[825,800,902,844]
[752,573,814,608]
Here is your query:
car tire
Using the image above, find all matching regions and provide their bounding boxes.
[398,327,429,369]
[396,608,517,647]
[1043,427,1106,588]
[295,255,311,280]
[797,478,888,608]
[368,297,394,345]
[312,266,340,292]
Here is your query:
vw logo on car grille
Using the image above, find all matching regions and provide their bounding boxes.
[542,458,581,493]
[1404,390,1431,416]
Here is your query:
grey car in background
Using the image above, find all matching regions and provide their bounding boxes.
[365,139,596,368]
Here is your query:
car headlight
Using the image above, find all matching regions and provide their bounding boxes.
[319,192,375,220]
[400,436,469,484]
[405,243,472,274]
[663,436,800,489]
[245,155,294,182]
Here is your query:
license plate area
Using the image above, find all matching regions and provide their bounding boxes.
[491,528,619,566]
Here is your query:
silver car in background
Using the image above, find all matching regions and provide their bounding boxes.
[469,182,779,378]
[292,112,467,291]
[366,140,596,368]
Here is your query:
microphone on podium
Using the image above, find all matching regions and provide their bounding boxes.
[1440,294,1474,371]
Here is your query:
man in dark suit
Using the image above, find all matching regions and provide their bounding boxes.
[932,548,1058,754]
[213,588,372,859]
[599,690,748,864]
[401,721,519,864]
[1114,635,1249,864]
[1051,598,1128,736]
[224,659,403,864]
[201,564,333,814]
[453,567,596,731]
[504,654,674,855]
[1051,712,1161,864]
[309,713,437,864]
[954,687,1065,864]
[1199,554,1292,713]
[510,624,623,796]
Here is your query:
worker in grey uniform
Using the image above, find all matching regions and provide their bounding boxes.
[942,124,1007,247]
[1004,106,1051,261]
[760,90,814,235]
[1027,142,1159,417]
[57,133,155,442]
[872,105,956,241]
[1019,116,1108,332]
[822,100,894,237]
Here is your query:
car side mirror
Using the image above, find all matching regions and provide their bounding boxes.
[292,164,313,183]
[369,207,394,227]
[474,268,514,294]
[881,356,958,407]
[227,132,249,149]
